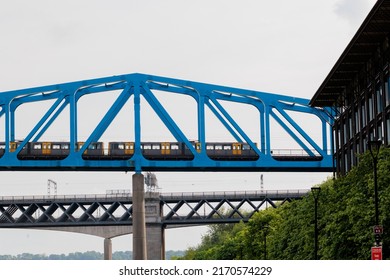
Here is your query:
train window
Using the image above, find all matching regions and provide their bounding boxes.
[171,144,179,150]
[88,143,101,150]
[33,144,42,149]
[0,144,5,149]
[118,144,124,150]
[152,144,160,150]
[61,144,69,150]
[242,144,250,150]
[206,144,214,150]
[223,145,232,150]
[143,144,151,150]
[52,144,61,150]
[215,145,223,150]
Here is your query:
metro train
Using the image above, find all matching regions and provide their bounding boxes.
[0,141,260,161]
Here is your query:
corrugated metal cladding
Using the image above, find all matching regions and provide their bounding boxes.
[310,0,390,175]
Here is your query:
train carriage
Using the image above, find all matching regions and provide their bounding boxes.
[108,142,134,159]
[141,142,194,160]
[77,142,104,159]
[205,142,259,161]
[27,142,70,159]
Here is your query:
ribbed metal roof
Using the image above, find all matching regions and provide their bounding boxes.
[310,0,390,107]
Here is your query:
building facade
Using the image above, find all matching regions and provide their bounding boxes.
[310,0,390,175]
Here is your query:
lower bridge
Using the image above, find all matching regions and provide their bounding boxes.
[0,190,308,259]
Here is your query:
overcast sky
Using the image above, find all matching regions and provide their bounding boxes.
[0,0,377,255]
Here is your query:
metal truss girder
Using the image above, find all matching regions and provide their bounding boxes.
[0,73,334,172]
[78,203,99,222]
[164,200,185,220]
[119,203,132,221]
[57,203,78,223]
[15,204,37,224]
[98,202,120,222]
[37,204,58,223]
[0,205,17,223]
[185,200,206,220]
[0,191,307,227]
[206,200,226,220]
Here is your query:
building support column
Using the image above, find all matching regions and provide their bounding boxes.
[132,173,147,260]
[104,238,112,260]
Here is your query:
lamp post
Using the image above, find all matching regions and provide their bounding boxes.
[311,187,321,260]
[367,139,382,247]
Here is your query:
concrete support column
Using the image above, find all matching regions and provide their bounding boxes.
[104,238,112,260]
[146,224,165,260]
[144,193,164,260]
[132,173,147,260]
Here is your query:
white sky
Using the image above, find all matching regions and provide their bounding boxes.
[0,0,377,255]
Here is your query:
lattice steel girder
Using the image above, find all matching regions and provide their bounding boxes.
[0,200,133,228]
[161,194,296,224]
[0,73,334,172]
[0,191,307,227]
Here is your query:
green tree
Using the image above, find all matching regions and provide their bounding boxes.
[180,147,390,260]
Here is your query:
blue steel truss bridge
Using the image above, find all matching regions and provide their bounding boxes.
[0,73,333,172]
[0,190,308,228]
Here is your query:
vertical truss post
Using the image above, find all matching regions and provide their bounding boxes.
[198,94,206,149]
[69,87,78,153]
[133,81,142,173]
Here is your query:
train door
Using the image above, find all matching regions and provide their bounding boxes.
[125,142,134,155]
[233,143,242,155]
[195,142,201,153]
[10,142,17,152]
[42,142,51,155]
[161,142,170,155]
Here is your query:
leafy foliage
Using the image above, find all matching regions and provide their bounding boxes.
[179,148,390,260]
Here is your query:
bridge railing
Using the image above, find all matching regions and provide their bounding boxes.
[160,189,310,200]
[0,194,132,203]
[0,189,310,204]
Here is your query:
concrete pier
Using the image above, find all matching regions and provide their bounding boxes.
[132,173,147,260]
[145,192,164,259]
[104,238,112,260]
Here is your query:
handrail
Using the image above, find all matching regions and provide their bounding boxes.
[0,189,310,203]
